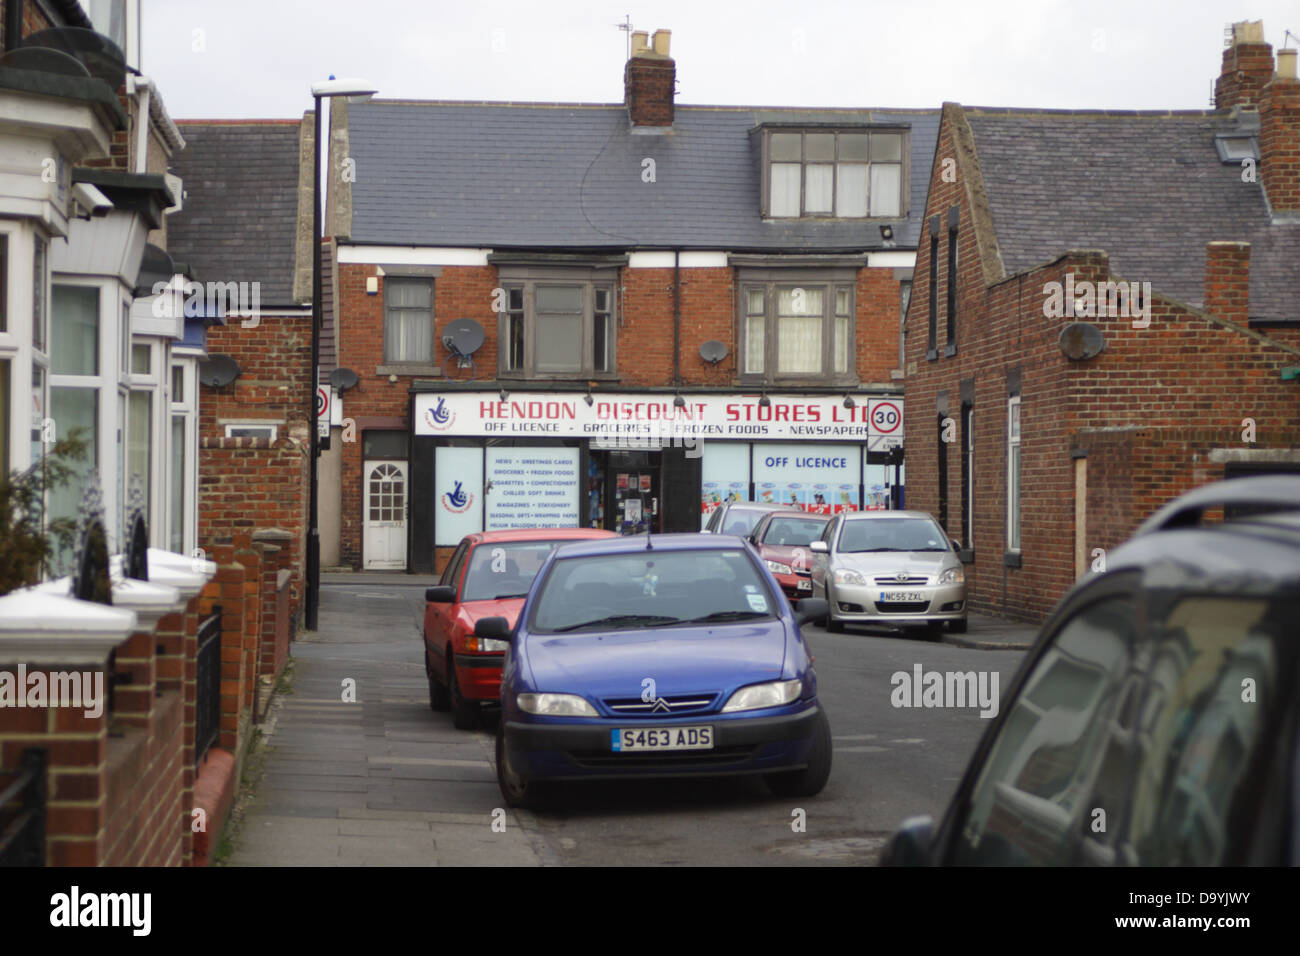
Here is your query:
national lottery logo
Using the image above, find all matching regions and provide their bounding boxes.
[425,396,455,431]
[441,480,473,513]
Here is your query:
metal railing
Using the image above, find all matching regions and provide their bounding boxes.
[0,748,47,867]
[195,606,222,768]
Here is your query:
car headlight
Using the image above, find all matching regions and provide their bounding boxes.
[517,693,598,717]
[765,559,793,575]
[938,567,964,585]
[721,678,803,713]
[832,568,867,586]
[465,635,510,652]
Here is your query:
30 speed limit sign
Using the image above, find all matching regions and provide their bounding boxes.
[870,400,902,435]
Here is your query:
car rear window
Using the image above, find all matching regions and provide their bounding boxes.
[722,509,766,535]
[460,541,572,602]
[530,548,777,632]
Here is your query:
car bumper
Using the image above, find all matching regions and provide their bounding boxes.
[772,571,815,601]
[829,582,966,624]
[453,652,504,702]
[504,704,823,781]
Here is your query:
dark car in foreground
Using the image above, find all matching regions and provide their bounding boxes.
[882,476,1300,866]
[476,533,831,808]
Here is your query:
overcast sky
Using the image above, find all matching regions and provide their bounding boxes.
[142,1,1296,119]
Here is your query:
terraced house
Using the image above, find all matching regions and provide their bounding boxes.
[321,29,938,573]
[903,20,1300,622]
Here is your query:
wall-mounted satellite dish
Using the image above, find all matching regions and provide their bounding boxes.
[442,319,485,358]
[198,354,241,387]
[22,27,127,89]
[699,340,728,364]
[135,243,177,297]
[329,367,360,392]
[1058,322,1106,361]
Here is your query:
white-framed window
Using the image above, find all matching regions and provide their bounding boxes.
[223,422,278,440]
[738,275,855,384]
[497,269,617,379]
[383,276,435,364]
[763,129,906,219]
[1007,396,1021,553]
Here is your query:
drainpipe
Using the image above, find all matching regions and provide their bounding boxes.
[5,0,22,53]
[673,249,681,387]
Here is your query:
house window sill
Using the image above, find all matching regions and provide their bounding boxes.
[926,348,938,362]
[376,365,441,377]
[1003,551,1021,568]
[944,342,957,358]
[959,548,975,564]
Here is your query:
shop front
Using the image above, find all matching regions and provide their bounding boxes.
[408,390,904,573]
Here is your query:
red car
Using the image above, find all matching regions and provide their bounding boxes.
[746,510,831,602]
[423,528,616,728]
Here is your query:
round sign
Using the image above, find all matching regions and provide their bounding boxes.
[317,386,329,418]
[871,401,902,434]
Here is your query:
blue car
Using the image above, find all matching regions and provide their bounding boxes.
[474,533,832,808]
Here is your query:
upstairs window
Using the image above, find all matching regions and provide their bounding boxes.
[764,129,905,219]
[383,277,435,364]
[739,276,855,384]
[497,271,616,379]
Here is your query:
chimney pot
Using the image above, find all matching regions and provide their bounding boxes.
[625,27,675,128]
[652,29,672,56]
[1216,20,1274,110]
[1279,48,1298,80]
[630,31,650,56]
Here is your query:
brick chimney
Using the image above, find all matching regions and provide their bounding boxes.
[1215,21,1274,110]
[1204,241,1250,324]
[1260,46,1300,214]
[625,28,674,128]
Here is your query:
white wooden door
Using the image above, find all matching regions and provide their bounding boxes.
[363,460,407,569]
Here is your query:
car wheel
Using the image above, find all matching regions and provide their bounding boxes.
[496,727,549,809]
[948,618,968,634]
[448,658,479,730]
[426,648,449,712]
[764,707,832,798]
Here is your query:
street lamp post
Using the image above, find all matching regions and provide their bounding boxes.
[306,77,376,632]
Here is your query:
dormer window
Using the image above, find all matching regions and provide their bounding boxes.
[763,129,906,219]
[1214,134,1258,164]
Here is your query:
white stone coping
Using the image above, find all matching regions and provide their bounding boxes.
[0,590,138,667]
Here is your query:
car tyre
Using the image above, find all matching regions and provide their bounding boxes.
[448,658,479,730]
[824,584,846,633]
[948,618,968,634]
[764,707,832,798]
[496,727,550,810]
[426,647,449,712]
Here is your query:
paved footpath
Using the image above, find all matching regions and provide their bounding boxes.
[228,573,548,866]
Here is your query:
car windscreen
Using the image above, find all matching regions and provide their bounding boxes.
[837,517,948,553]
[721,508,769,535]
[760,515,830,547]
[460,541,571,601]
[530,548,778,633]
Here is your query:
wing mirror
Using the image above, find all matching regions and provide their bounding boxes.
[880,815,936,866]
[473,616,512,642]
[794,597,828,626]
[809,540,829,554]
[425,585,456,603]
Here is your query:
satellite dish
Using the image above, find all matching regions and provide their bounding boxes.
[699,340,728,364]
[442,319,485,357]
[329,367,360,392]
[198,354,241,387]
[0,46,91,78]
[135,243,177,297]
[1059,322,1106,361]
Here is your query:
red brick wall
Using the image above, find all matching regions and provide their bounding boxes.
[1260,72,1300,214]
[905,112,1300,622]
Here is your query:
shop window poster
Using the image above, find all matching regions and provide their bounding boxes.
[701,480,747,516]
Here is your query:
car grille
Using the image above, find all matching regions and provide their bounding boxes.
[570,745,755,770]
[874,575,930,586]
[604,694,718,717]
[875,601,932,613]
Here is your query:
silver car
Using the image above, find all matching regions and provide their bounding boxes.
[809,511,966,638]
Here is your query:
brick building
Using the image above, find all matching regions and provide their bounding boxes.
[168,120,314,617]
[323,29,938,572]
[903,20,1300,623]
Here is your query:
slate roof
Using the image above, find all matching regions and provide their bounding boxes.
[346,102,939,251]
[167,122,303,306]
[964,107,1300,323]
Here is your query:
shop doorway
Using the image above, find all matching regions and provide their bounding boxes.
[363,460,408,569]
[601,450,661,535]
